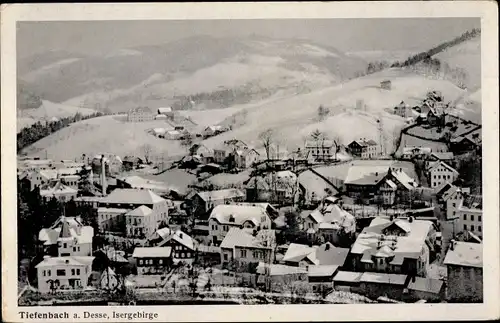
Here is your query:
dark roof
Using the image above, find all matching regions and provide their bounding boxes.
[461,194,482,210]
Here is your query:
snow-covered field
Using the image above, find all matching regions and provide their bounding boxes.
[24,67,474,161]
[17,100,97,133]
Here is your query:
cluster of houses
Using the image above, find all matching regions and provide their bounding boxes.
[19,91,483,303]
[393,91,447,126]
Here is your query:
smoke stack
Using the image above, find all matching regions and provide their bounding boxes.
[101,156,107,196]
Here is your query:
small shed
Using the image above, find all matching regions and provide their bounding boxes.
[380,80,392,90]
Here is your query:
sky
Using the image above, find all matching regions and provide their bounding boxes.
[17,18,480,58]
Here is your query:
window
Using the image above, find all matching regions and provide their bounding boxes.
[471,215,475,221]
[76,269,80,275]
[63,243,67,248]
[241,250,247,258]
[479,216,482,222]
[71,269,75,275]
[139,259,143,265]
[73,247,77,252]
[464,224,467,230]
[452,203,456,208]
[56,269,66,276]
[478,226,482,232]
[77,246,80,252]
[223,254,228,261]
[159,259,163,265]
[43,270,46,277]
[464,214,467,221]
[471,225,475,231]
[181,252,185,258]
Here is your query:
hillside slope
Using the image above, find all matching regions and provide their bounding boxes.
[24,68,470,161]
[18,35,366,114]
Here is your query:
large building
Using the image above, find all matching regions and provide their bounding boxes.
[305,139,336,162]
[348,139,380,159]
[36,216,95,293]
[127,106,154,122]
[208,204,273,246]
[443,241,483,302]
[349,217,437,277]
[427,161,459,188]
[457,195,483,239]
[38,216,94,257]
[188,189,246,219]
[97,189,169,237]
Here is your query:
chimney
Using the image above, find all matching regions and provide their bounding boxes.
[408,216,414,223]
[325,243,330,251]
[450,239,456,251]
[101,157,107,196]
[65,259,70,264]
[179,233,183,239]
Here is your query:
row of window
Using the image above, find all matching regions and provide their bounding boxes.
[433,174,452,180]
[239,249,266,260]
[463,214,481,222]
[42,268,82,277]
[138,259,165,265]
[463,224,482,232]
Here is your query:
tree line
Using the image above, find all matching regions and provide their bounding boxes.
[391,28,480,68]
[17,179,98,261]
[17,111,105,151]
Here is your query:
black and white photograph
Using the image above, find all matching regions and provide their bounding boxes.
[2,2,499,322]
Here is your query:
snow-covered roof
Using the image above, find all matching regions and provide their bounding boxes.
[35,256,95,268]
[100,188,165,205]
[351,217,434,264]
[126,205,153,217]
[209,204,270,227]
[220,228,275,250]
[196,188,245,202]
[132,247,172,258]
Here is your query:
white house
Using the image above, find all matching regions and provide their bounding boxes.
[38,216,94,257]
[125,205,159,239]
[157,107,173,118]
[97,189,169,235]
[202,125,226,138]
[234,147,260,169]
[305,139,336,161]
[436,183,471,220]
[220,227,276,270]
[427,161,459,188]
[208,204,273,246]
[457,195,483,239]
[127,106,154,122]
[36,256,94,293]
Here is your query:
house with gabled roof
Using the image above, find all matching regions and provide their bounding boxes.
[189,188,246,219]
[426,160,459,188]
[349,216,437,277]
[305,139,336,162]
[443,241,483,302]
[220,227,275,270]
[127,106,154,122]
[348,138,380,159]
[435,183,470,220]
[234,147,260,169]
[245,170,299,205]
[457,194,483,239]
[38,216,94,257]
[208,204,273,246]
[282,242,349,268]
[376,167,419,206]
[132,247,172,275]
[39,180,78,202]
[301,198,356,246]
[36,255,95,293]
[157,230,199,264]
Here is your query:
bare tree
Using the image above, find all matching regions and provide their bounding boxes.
[259,129,274,161]
[141,144,153,164]
[310,129,324,140]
